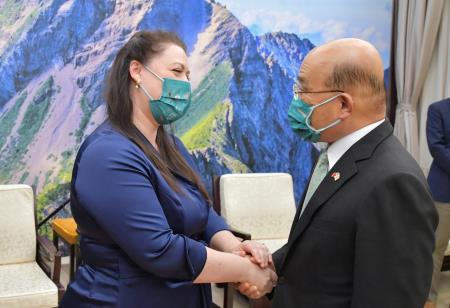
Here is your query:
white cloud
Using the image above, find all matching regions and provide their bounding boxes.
[321,20,349,42]
[351,26,389,53]
[239,9,349,40]
[237,9,389,52]
[217,0,391,66]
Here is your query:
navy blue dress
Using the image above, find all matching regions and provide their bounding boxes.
[60,122,228,308]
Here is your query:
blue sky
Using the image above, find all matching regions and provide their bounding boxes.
[217,0,392,68]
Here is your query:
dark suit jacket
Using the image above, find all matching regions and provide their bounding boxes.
[272,121,438,308]
[427,98,450,202]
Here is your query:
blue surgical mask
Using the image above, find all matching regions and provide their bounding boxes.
[138,65,191,125]
[288,93,342,143]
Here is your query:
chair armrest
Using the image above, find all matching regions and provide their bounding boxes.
[36,235,62,284]
[56,281,65,302]
[229,228,251,241]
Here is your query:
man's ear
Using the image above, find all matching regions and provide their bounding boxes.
[338,93,353,120]
[129,60,142,84]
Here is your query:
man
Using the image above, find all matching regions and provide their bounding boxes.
[239,38,437,308]
[425,98,450,308]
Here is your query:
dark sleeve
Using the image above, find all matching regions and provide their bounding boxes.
[273,244,287,273]
[351,173,438,308]
[74,137,207,281]
[427,105,450,175]
[266,244,287,300]
[172,136,229,244]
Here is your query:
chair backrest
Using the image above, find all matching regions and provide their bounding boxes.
[219,173,296,240]
[0,185,36,265]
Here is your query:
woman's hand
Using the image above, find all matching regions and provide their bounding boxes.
[232,240,272,269]
[241,258,277,298]
[235,261,277,299]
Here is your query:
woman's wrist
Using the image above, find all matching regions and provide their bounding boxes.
[210,230,242,252]
[239,255,254,283]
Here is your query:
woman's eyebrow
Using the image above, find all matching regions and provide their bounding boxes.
[170,62,190,75]
[170,62,185,68]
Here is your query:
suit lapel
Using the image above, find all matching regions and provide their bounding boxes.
[279,120,394,271]
[286,155,358,247]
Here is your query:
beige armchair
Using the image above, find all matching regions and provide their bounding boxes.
[0,185,62,308]
[212,173,297,308]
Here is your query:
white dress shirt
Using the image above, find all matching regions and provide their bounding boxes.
[326,119,385,171]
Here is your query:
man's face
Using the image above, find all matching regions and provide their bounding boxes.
[295,57,344,142]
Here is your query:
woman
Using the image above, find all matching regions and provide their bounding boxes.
[60,31,277,308]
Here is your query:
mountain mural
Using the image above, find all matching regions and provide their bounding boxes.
[0,0,315,235]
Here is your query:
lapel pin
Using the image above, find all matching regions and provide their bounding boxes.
[331,172,341,181]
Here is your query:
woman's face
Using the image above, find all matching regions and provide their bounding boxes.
[129,43,190,126]
[140,44,190,100]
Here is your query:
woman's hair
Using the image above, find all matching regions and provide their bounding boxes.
[105,30,210,201]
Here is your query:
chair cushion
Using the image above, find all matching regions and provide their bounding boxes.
[257,238,289,254]
[220,173,296,239]
[52,218,78,245]
[0,185,36,265]
[0,261,58,308]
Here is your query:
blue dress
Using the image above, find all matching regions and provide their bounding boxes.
[60,121,228,308]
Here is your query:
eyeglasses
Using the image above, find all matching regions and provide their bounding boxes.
[293,83,343,100]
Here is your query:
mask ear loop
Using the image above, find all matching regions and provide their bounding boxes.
[140,64,165,100]
[143,64,164,82]
[305,93,343,133]
[136,81,154,100]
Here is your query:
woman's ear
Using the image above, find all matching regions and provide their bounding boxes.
[129,60,142,84]
[338,93,353,120]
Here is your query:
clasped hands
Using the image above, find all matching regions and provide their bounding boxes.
[232,240,277,299]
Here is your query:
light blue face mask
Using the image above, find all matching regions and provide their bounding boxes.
[288,92,343,143]
[137,65,191,125]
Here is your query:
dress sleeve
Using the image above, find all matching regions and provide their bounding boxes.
[74,136,207,281]
[203,206,229,244]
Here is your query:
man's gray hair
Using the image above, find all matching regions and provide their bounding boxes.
[325,63,385,95]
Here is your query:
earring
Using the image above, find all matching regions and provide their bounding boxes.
[135,80,141,88]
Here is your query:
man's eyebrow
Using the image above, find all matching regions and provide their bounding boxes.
[296,75,309,90]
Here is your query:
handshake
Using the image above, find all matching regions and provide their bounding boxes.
[232,240,278,299]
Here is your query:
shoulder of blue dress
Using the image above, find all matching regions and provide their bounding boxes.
[77,122,147,165]
[170,134,189,154]
[173,137,201,176]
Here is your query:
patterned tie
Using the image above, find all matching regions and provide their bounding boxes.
[299,151,329,217]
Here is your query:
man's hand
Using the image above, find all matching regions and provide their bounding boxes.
[231,240,276,298]
[231,247,277,299]
[235,262,277,299]
[241,259,277,298]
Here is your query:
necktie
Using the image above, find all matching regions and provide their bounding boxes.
[299,151,329,217]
